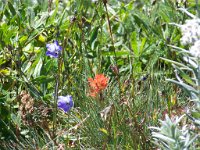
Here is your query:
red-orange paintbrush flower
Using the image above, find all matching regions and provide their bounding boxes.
[88,74,109,97]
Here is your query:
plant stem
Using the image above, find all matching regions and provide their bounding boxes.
[102,0,122,96]
[197,60,200,105]
[52,59,60,143]
[102,0,116,55]
[196,0,200,17]
[48,0,53,12]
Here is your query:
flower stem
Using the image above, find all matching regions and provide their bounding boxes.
[53,59,60,142]
[102,0,122,96]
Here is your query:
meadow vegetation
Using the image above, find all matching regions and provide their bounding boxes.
[0,0,199,149]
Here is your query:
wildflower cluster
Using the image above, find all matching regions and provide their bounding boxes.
[46,41,74,113]
[180,19,200,46]
[177,11,200,58]
[88,74,109,97]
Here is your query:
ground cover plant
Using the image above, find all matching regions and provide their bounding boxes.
[0,0,199,149]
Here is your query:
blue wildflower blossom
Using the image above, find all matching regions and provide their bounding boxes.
[46,41,62,58]
[58,95,73,113]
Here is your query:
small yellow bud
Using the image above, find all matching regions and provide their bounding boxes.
[38,34,46,43]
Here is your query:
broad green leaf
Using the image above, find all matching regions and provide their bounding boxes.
[32,75,54,84]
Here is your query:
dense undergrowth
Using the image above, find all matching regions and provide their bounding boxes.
[0,0,199,149]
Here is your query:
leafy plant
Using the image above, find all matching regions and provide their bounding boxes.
[150,6,200,150]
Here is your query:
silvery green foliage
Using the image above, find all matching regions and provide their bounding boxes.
[166,8,200,114]
[149,115,198,150]
[168,8,200,121]
[151,8,200,149]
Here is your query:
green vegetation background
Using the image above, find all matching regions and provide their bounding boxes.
[0,0,198,149]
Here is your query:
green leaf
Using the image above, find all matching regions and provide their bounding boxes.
[166,79,198,95]
[102,50,130,57]
[0,69,10,76]
[90,27,99,45]
[160,57,189,68]
[140,37,147,54]
[133,14,148,29]
[34,12,48,29]
[33,58,43,78]
[19,35,28,45]
[4,7,10,19]
[99,128,108,135]
[11,113,21,127]
[32,75,54,84]
[178,68,196,86]
[191,111,200,119]
[133,61,142,75]
[152,133,176,143]
[8,1,16,16]
[131,31,139,56]
[25,82,42,99]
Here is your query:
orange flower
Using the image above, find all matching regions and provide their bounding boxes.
[88,74,109,97]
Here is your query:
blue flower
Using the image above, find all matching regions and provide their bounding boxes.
[58,95,73,113]
[46,41,62,58]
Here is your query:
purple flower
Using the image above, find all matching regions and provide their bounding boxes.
[58,95,73,113]
[46,41,62,58]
